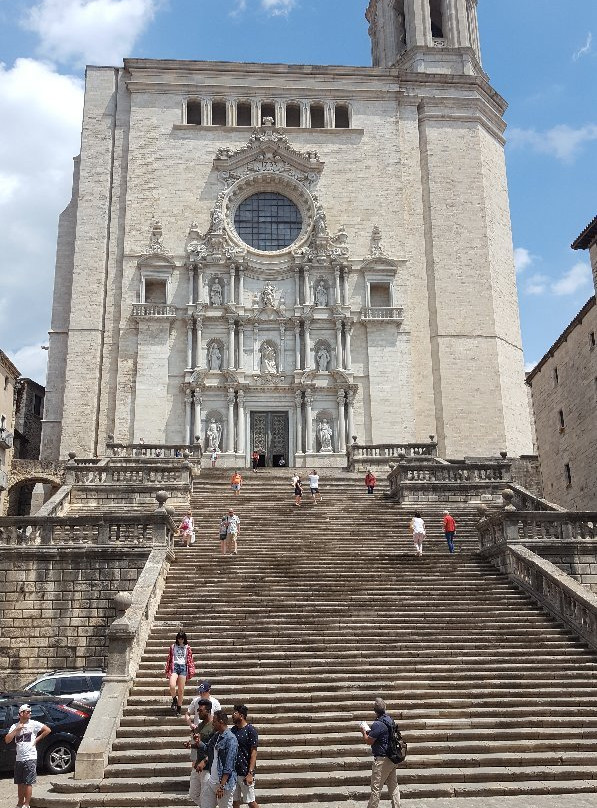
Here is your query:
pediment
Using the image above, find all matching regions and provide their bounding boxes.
[361,257,400,273]
[137,253,176,268]
[214,127,324,184]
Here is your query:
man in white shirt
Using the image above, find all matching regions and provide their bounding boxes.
[4,704,51,808]
[308,470,321,504]
[186,681,221,727]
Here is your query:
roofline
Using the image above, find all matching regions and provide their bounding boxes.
[526,295,596,384]
[0,350,20,381]
[571,214,597,250]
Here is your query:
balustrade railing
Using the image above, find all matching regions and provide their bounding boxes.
[131,304,176,318]
[0,512,176,548]
[361,307,404,321]
[348,442,437,471]
[478,510,597,552]
[388,459,510,497]
[66,463,192,487]
[106,443,202,460]
[505,483,562,513]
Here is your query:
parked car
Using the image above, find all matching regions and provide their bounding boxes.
[23,669,105,706]
[0,693,93,774]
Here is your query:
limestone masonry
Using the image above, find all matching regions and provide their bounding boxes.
[41,0,534,465]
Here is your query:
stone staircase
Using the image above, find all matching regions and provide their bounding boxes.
[40,471,597,806]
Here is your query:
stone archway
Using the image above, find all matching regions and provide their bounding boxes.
[6,460,64,516]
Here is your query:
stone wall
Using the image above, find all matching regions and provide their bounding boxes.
[531,542,597,595]
[0,547,150,689]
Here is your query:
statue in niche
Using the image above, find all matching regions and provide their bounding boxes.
[261,343,277,375]
[315,281,328,307]
[313,196,328,236]
[318,419,333,452]
[316,345,331,372]
[206,419,222,451]
[262,282,275,308]
[208,343,222,371]
[210,278,223,306]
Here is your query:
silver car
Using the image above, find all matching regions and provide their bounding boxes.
[24,670,105,705]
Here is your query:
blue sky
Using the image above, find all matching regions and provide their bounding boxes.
[0,0,596,382]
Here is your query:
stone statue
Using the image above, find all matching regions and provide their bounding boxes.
[210,278,223,306]
[206,419,222,451]
[315,281,328,307]
[208,343,222,371]
[262,282,275,308]
[316,345,330,372]
[261,343,277,374]
[313,197,328,236]
[318,419,333,452]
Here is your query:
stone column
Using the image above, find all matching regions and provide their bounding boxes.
[251,100,259,127]
[226,100,235,126]
[238,326,245,371]
[202,99,211,126]
[228,319,236,369]
[304,319,312,369]
[303,265,311,304]
[345,322,353,372]
[253,324,259,371]
[324,101,334,129]
[226,389,235,453]
[229,265,236,305]
[237,390,245,457]
[347,390,355,444]
[294,322,301,370]
[186,319,193,370]
[335,267,341,305]
[279,324,286,372]
[305,393,313,453]
[342,267,350,305]
[188,266,194,305]
[295,391,303,454]
[194,393,202,443]
[294,267,301,305]
[238,267,244,306]
[197,268,204,303]
[337,390,347,453]
[184,391,193,444]
[275,100,285,127]
[195,317,203,368]
[335,320,343,370]
[300,101,309,128]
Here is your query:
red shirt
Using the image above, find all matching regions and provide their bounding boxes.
[443,515,456,532]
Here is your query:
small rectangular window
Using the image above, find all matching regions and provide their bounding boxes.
[369,282,392,307]
[553,366,559,386]
[590,331,596,349]
[564,463,572,487]
[212,102,227,126]
[334,105,350,129]
[186,100,202,125]
[286,104,301,128]
[558,409,565,430]
[33,395,43,418]
[237,102,252,127]
[145,279,167,304]
[310,105,325,129]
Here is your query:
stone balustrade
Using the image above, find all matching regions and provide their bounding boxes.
[348,442,437,472]
[0,512,176,548]
[361,306,404,321]
[131,303,177,318]
[106,442,202,460]
[387,458,511,503]
[66,463,193,487]
[505,483,563,513]
[478,509,597,552]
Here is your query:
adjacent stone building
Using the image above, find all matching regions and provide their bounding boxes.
[0,350,20,513]
[526,216,597,510]
[41,0,534,466]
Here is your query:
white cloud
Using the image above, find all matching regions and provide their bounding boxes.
[573,32,592,61]
[524,361,537,374]
[551,261,592,296]
[524,273,549,296]
[0,58,83,364]
[7,344,48,385]
[24,0,159,67]
[261,0,296,15]
[509,123,597,163]
[514,247,535,273]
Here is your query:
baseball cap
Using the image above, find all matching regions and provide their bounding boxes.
[198,680,212,693]
[19,704,31,713]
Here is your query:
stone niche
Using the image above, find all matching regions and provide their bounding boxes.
[0,547,150,689]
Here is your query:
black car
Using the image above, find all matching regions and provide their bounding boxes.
[0,693,93,774]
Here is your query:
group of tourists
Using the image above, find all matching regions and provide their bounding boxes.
[409,510,457,556]
[164,636,259,808]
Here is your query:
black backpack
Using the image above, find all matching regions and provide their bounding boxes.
[382,715,407,764]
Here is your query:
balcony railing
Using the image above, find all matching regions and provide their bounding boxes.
[361,307,404,322]
[132,304,177,318]
[106,443,202,460]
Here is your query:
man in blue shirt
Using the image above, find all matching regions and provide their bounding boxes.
[360,697,401,808]
[200,710,238,808]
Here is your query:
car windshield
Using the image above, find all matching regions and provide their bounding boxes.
[27,678,57,694]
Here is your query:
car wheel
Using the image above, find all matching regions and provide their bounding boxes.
[44,742,75,774]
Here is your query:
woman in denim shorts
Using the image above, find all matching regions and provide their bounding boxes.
[164,631,196,714]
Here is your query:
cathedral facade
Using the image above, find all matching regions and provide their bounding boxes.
[41,0,534,466]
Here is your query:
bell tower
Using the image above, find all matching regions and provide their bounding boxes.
[366,0,482,72]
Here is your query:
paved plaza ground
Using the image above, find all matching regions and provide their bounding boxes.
[0,771,68,808]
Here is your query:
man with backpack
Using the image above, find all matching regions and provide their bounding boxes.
[360,697,403,808]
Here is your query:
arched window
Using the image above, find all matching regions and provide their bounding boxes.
[187,100,202,125]
[334,104,350,129]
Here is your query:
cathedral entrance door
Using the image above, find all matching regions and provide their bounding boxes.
[250,412,289,468]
